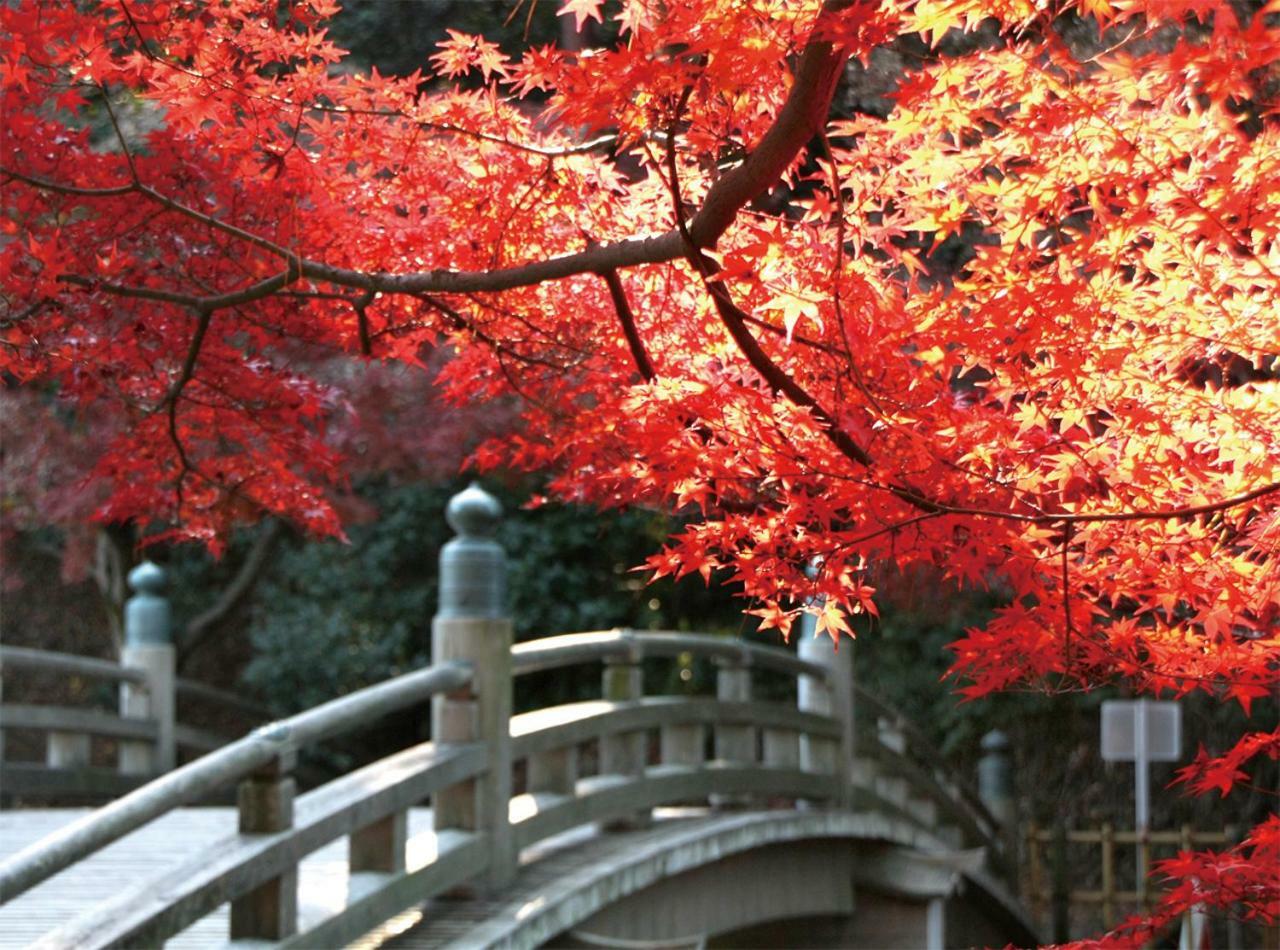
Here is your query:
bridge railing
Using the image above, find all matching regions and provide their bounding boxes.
[0,657,476,946]
[506,628,849,849]
[0,644,271,801]
[851,684,1008,861]
[0,484,1011,948]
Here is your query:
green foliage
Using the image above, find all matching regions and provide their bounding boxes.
[239,478,738,714]
[329,1,563,78]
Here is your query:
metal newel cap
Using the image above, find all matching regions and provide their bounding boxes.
[981,729,1010,752]
[438,482,506,619]
[128,560,167,595]
[446,482,502,537]
[125,560,172,646]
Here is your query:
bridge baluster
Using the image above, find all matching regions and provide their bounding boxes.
[45,728,90,770]
[711,650,753,807]
[601,635,650,828]
[529,744,578,796]
[432,483,516,889]
[798,618,855,808]
[119,561,176,775]
[350,811,408,875]
[660,719,704,768]
[231,737,298,940]
[761,722,800,771]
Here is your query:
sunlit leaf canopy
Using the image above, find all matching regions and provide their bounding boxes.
[2,1,1279,935]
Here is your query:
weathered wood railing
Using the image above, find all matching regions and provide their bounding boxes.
[853,685,1007,858]
[0,635,271,801]
[0,484,1012,948]
[507,629,851,841]
[0,659,476,945]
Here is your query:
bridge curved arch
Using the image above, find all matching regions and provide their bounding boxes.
[383,808,1034,949]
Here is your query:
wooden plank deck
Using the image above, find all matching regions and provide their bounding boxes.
[0,807,439,949]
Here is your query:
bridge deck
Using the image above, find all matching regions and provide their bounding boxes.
[0,807,439,949]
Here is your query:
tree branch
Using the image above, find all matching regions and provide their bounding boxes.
[59,268,299,312]
[601,269,656,381]
[0,6,856,301]
[686,7,852,249]
[660,95,877,471]
[176,518,284,661]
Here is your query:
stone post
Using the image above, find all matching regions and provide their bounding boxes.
[432,483,515,890]
[119,561,176,774]
[600,634,650,828]
[978,729,1015,832]
[45,731,90,770]
[231,725,298,939]
[710,648,754,808]
[798,605,855,807]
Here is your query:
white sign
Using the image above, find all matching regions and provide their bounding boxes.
[1101,700,1181,762]
[1100,697,1183,880]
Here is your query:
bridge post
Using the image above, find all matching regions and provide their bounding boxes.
[711,646,754,807]
[797,614,855,808]
[601,633,650,828]
[978,729,1016,839]
[231,727,298,940]
[432,483,515,890]
[119,561,176,774]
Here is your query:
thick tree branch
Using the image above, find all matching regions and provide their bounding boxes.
[601,269,656,381]
[659,95,878,472]
[352,290,375,357]
[686,9,852,248]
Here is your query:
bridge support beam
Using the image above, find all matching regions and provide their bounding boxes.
[432,483,515,890]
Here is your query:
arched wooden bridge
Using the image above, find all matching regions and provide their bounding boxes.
[0,486,1035,949]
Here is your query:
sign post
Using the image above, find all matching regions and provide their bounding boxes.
[1101,699,1181,895]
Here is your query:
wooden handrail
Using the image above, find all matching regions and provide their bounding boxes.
[0,646,147,685]
[0,705,158,742]
[0,659,472,902]
[1,648,272,722]
[510,696,841,760]
[511,629,832,682]
[34,741,488,948]
[512,765,846,852]
[855,683,1004,847]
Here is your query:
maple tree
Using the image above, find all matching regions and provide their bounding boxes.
[2,0,1279,939]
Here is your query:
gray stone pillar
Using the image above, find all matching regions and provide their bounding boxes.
[432,483,515,890]
[798,608,854,807]
[601,634,650,828]
[978,729,1015,831]
[120,561,176,774]
[232,728,298,939]
[711,649,754,808]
